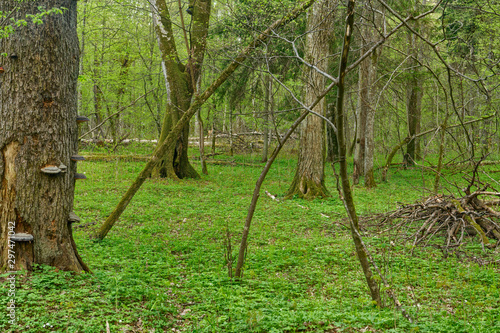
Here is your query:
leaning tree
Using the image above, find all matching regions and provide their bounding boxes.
[0,0,89,272]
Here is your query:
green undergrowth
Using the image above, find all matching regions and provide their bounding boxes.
[1,147,499,332]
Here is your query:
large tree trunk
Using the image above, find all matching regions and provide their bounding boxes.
[286,0,335,199]
[150,0,212,180]
[0,0,88,272]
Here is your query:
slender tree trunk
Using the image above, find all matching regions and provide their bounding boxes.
[353,59,367,185]
[92,44,104,140]
[229,106,234,156]
[334,0,381,305]
[0,0,88,272]
[406,31,423,164]
[211,103,217,156]
[286,0,335,199]
[364,49,378,188]
[326,103,339,162]
[355,2,380,188]
[197,109,208,175]
[261,75,272,163]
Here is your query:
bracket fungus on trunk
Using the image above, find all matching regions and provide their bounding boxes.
[71,155,85,162]
[41,165,62,174]
[74,173,87,180]
[9,233,34,242]
[76,115,90,123]
[41,164,67,175]
[68,212,81,224]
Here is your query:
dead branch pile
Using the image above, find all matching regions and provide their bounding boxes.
[372,191,500,250]
[368,159,500,251]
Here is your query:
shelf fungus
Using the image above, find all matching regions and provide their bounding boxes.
[41,165,62,174]
[76,115,90,123]
[74,173,87,180]
[71,155,85,162]
[68,212,81,223]
[41,164,67,175]
[9,233,34,242]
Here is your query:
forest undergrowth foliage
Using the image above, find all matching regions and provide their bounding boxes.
[1,144,499,332]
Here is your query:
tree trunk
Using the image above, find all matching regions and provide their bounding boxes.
[334,0,381,305]
[197,109,208,175]
[353,66,367,185]
[150,0,213,180]
[0,0,88,272]
[326,103,339,162]
[364,49,378,189]
[286,0,335,199]
[354,2,379,188]
[261,75,272,163]
[406,31,423,164]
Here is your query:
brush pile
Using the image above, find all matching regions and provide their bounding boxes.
[370,162,500,251]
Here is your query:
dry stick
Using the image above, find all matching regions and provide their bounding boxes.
[333,0,382,307]
[79,90,153,139]
[94,0,316,240]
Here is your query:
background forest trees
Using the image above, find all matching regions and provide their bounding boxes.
[76,0,499,192]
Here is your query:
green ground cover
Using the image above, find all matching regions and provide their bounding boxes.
[1,144,499,332]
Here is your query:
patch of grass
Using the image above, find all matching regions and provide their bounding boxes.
[1,146,499,332]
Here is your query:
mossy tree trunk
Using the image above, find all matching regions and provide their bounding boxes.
[151,0,211,179]
[0,0,88,272]
[286,0,335,199]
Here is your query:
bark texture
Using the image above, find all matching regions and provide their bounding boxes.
[286,0,335,199]
[0,0,88,272]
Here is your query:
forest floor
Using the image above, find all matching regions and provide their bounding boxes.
[1,142,499,332]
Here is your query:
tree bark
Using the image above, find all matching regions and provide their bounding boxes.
[0,0,88,272]
[286,0,335,199]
